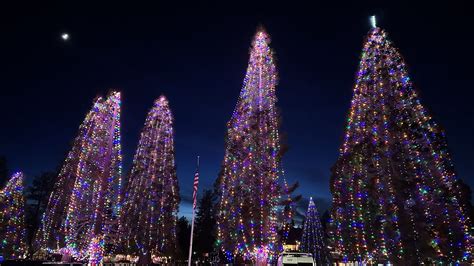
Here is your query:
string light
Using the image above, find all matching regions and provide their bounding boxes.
[35,91,123,262]
[301,197,328,264]
[117,95,179,257]
[88,234,105,265]
[329,26,473,264]
[0,172,27,259]
[216,28,291,264]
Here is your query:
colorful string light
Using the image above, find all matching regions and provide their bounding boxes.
[87,234,105,265]
[216,28,290,264]
[301,197,328,264]
[0,172,27,259]
[117,95,179,257]
[35,91,123,262]
[329,27,473,264]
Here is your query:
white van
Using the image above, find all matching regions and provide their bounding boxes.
[277,252,315,266]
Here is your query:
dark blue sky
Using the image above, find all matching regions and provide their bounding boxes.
[1,2,473,219]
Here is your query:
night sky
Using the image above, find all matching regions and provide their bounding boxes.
[1,2,473,220]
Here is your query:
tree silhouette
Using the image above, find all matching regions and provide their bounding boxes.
[176,216,191,261]
[194,189,217,261]
[26,171,57,253]
[0,156,8,188]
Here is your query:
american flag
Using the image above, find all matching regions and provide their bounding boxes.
[192,170,199,209]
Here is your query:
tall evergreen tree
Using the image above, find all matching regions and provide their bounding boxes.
[301,197,328,264]
[36,91,123,261]
[26,171,56,253]
[216,28,292,264]
[329,24,472,264]
[194,189,217,258]
[0,172,27,259]
[176,216,191,260]
[0,156,8,188]
[118,96,179,258]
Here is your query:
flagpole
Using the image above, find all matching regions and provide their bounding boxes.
[188,156,199,266]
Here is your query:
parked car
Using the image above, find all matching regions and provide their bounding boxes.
[277,252,315,266]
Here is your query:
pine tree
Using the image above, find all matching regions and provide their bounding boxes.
[118,96,179,258]
[216,28,291,264]
[26,171,56,252]
[36,91,122,260]
[329,25,473,264]
[176,216,191,260]
[194,189,217,258]
[0,172,27,259]
[0,156,8,188]
[301,197,328,265]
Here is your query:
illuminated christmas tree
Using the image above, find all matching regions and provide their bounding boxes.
[216,28,291,264]
[118,95,179,258]
[36,91,122,260]
[0,172,27,259]
[301,197,328,264]
[329,23,473,264]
